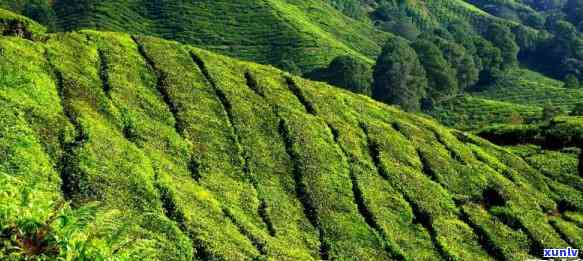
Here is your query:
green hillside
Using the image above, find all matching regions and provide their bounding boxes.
[331,0,543,45]
[478,116,583,148]
[431,69,583,130]
[430,94,542,130]
[1,20,582,259]
[475,69,583,111]
[0,0,390,72]
[0,0,545,73]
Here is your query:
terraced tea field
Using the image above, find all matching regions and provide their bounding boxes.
[432,69,583,130]
[431,95,542,130]
[476,69,583,111]
[1,29,582,259]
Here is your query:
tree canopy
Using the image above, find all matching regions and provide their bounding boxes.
[373,38,427,111]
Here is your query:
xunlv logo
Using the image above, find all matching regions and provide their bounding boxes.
[544,247,579,258]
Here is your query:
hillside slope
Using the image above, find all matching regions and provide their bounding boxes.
[1,27,582,259]
[430,94,543,130]
[0,0,546,72]
[0,1,390,72]
[475,69,583,110]
[432,69,583,130]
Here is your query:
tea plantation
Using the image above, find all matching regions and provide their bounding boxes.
[0,22,582,259]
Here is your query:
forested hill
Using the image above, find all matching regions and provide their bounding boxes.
[1,14,583,259]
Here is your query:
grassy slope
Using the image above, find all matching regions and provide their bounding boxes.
[41,0,388,72]
[478,116,583,148]
[0,0,542,72]
[362,0,541,40]
[432,69,583,130]
[475,69,583,110]
[430,95,542,130]
[1,24,582,259]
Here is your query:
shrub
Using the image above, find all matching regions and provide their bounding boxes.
[307,55,372,96]
[564,74,580,89]
[570,103,583,116]
[542,103,566,122]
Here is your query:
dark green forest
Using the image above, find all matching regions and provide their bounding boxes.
[1,0,583,260]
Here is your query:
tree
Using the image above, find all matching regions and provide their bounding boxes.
[522,0,564,10]
[411,40,458,100]
[389,19,420,41]
[525,13,545,29]
[565,0,583,26]
[23,1,57,30]
[307,55,372,96]
[430,27,454,41]
[423,35,480,90]
[555,20,578,43]
[542,103,564,122]
[544,11,567,31]
[473,37,503,85]
[447,22,477,54]
[570,103,583,116]
[539,20,583,79]
[457,54,480,90]
[441,40,479,90]
[278,59,302,76]
[508,112,525,125]
[372,38,427,112]
[330,0,365,19]
[485,23,519,69]
[496,6,520,22]
[562,58,583,80]
[564,74,580,88]
[447,23,486,89]
[371,3,420,40]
